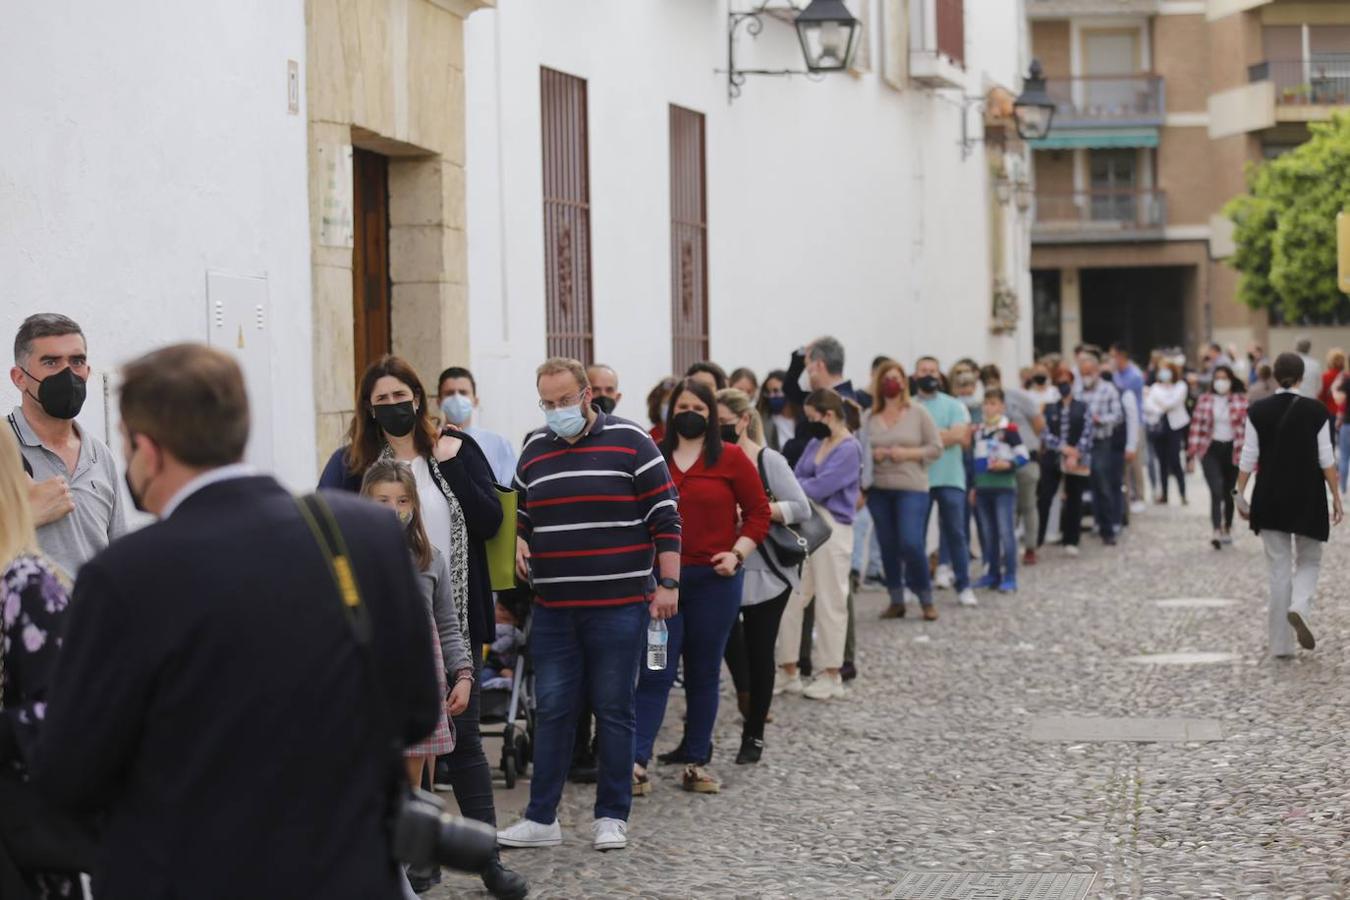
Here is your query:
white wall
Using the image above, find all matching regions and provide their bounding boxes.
[465,0,1033,442]
[0,1,314,486]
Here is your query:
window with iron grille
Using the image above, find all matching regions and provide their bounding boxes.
[540,67,594,363]
[669,105,709,374]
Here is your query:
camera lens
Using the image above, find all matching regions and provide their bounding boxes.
[435,813,499,872]
[394,788,498,874]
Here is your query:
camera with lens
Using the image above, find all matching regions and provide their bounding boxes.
[393,787,499,873]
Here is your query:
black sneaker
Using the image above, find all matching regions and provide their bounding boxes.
[735,736,764,765]
[482,858,529,900]
[839,660,858,682]
[657,739,700,765]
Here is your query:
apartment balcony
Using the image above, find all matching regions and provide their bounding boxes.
[1032,190,1168,244]
[909,0,964,89]
[1252,56,1350,115]
[1028,0,1159,18]
[1029,75,1164,151]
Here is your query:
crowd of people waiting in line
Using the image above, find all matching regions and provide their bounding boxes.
[2,309,1346,898]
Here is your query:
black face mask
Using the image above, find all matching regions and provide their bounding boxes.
[806,420,831,440]
[372,401,419,438]
[1100,371,1115,384]
[593,396,617,415]
[915,375,940,394]
[672,411,708,440]
[22,366,87,420]
[1057,382,1072,399]
[1033,374,1048,386]
[719,423,740,444]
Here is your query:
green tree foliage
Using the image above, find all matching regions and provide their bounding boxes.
[1225,112,1350,321]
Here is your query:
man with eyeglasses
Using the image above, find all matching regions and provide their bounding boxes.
[497,357,681,854]
[8,313,126,579]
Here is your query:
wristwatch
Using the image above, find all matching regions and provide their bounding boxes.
[658,577,680,590]
[731,548,745,565]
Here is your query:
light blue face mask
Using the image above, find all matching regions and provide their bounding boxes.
[546,403,586,438]
[441,393,474,426]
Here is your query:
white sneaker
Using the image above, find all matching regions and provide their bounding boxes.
[802,672,845,700]
[1130,501,1146,514]
[933,565,955,590]
[497,818,562,848]
[903,587,920,606]
[593,817,628,851]
[1064,545,1079,558]
[957,589,978,607]
[773,669,803,696]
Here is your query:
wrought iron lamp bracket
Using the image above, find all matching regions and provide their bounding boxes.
[723,1,824,102]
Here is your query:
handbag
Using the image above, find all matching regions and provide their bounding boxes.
[484,483,519,592]
[756,450,832,568]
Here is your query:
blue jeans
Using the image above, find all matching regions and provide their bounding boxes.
[635,566,744,765]
[850,506,884,580]
[1339,423,1350,492]
[527,601,648,824]
[1090,440,1119,538]
[975,488,1018,583]
[867,488,932,606]
[928,486,970,591]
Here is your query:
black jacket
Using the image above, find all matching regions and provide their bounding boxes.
[1249,392,1331,541]
[782,350,863,468]
[1043,399,1092,466]
[32,476,438,900]
[319,431,504,649]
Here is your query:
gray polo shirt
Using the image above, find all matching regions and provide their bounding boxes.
[8,406,127,580]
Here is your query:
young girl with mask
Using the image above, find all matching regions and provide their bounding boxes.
[360,460,473,893]
[1186,366,1248,549]
[633,379,771,795]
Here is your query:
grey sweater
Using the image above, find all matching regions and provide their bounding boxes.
[743,447,813,606]
[418,547,472,679]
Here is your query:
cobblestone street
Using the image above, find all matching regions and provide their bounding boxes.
[433,490,1350,899]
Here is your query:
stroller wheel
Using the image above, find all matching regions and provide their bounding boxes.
[514,730,530,775]
[502,724,518,788]
[504,752,518,789]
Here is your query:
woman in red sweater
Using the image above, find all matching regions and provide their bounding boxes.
[633,378,771,796]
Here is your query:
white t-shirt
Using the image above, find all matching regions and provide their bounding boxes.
[1212,396,1234,443]
[412,459,454,562]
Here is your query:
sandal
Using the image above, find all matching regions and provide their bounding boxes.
[632,767,651,797]
[681,764,720,794]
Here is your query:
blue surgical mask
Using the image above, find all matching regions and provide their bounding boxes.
[441,393,474,426]
[546,404,586,438]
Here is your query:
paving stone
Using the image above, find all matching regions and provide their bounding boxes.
[1028,716,1223,743]
[1124,651,1242,665]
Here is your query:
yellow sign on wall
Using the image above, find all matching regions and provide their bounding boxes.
[1340,211,1350,293]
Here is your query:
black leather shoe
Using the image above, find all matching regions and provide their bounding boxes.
[736,736,764,765]
[840,661,858,682]
[483,858,529,900]
[657,739,694,765]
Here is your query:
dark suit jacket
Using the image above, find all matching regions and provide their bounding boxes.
[317,431,504,650]
[782,351,862,468]
[32,476,438,900]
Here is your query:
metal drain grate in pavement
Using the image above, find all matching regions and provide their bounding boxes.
[887,871,1096,900]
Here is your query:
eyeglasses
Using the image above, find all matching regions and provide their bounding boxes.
[538,391,585,412]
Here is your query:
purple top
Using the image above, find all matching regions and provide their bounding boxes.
[794,436,863,525]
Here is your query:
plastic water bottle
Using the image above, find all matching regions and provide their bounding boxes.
[647,619,668,671]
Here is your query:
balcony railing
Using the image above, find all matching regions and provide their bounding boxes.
[1045,75,1165,127]
[1028,0,1160,17]
[1249,56,1350,106]
[1032,190,1167,243]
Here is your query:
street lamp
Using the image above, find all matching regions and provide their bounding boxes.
[1013,60,1056,141]
[794,0,860,73]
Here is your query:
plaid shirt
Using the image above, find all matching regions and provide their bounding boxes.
[1073,379,1123,438]
[1186,392,1248,465]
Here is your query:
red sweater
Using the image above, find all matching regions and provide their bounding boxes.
[670,443,772,567]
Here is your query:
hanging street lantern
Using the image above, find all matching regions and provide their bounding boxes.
[794,0,861,73]
[1013,60,1056,141]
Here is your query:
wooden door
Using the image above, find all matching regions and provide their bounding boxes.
[352,147,391,380]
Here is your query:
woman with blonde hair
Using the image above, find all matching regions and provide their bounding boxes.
[0,434,93,898]
[860,361,942,620]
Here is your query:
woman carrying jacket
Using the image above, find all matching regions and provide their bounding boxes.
[317,355,525,900]
[1186,365,1248,550]
[1144,361,1191,505]
[1036,373,1095,554]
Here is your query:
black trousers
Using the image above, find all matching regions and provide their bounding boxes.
[1037,458,1087,548]
[1152,426,1187,501]
[436,668,498,829]
[1201,440,1238,531]
[723,589,792,741]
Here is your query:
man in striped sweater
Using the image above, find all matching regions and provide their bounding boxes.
[497,357,681,854]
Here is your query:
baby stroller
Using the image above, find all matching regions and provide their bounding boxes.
[479,587,536,788]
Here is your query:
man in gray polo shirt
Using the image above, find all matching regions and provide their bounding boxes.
[8,313,126,579]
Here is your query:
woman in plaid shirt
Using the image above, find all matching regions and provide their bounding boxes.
[1186,365,1248,550]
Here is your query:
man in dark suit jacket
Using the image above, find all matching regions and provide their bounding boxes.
[32,344,439,900]
[1236,352,1343,658]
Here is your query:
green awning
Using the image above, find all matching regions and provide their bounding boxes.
[1030,128,1159,150]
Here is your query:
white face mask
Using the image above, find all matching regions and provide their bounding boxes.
[1158,369,1174,384]
[1213,379,1231,396]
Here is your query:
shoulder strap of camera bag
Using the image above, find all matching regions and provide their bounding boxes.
[7,414,33,478]
[295,493,408,795]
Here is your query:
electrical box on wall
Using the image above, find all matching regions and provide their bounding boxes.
[206,271,274,473]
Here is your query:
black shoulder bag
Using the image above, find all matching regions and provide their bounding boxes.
[756,450,832,573]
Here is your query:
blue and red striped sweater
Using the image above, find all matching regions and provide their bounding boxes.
[515,413,682,608]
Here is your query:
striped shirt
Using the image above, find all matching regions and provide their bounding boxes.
[515,412,682,608]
